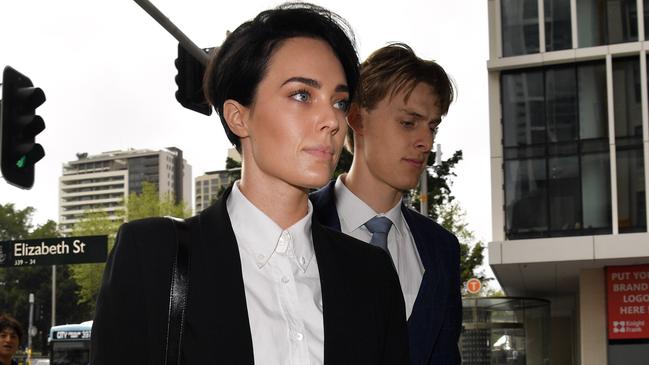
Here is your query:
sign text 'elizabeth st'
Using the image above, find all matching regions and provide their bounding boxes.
[0,235,107,267]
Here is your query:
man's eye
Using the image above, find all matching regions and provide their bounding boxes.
[401,121,415,128]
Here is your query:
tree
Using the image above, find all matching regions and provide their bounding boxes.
[0,203,83,354]
[69,211,121,314]
[126,182,190,221]
[70,182,190,314]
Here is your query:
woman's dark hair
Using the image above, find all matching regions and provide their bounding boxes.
[0,314,23,343]
[204,2,359,152]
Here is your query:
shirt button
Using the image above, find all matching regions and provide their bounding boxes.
[294,332,304,341]
[281,276,290,284]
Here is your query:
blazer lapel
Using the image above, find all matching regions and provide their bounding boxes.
[312,222,347,364]
[197,187,254,364]
[310,181,342,231]
[402,206,444,365]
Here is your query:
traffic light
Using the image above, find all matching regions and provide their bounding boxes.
[1,66,46,189]
[174,44,214,116]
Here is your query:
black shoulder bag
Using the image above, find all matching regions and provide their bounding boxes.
[164,218,192,365]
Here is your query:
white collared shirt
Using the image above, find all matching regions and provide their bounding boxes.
[334,176,424,319]
[227,182,324,365]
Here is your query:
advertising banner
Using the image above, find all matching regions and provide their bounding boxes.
[607,264,649,340]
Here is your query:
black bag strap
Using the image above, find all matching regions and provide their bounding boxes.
[165,217,192,365]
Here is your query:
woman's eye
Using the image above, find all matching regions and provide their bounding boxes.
[291,90,310,102]
[333,99,350,112]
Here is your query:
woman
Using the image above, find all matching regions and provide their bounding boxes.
[91,3,408,364]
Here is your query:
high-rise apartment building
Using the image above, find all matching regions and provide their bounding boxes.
[488,0,649,364]
[194,148,240,213]
[59,147,191,234]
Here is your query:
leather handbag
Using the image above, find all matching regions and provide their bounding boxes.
[164,217,192,365]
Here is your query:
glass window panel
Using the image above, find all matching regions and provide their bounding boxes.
[613,57,642,138]
[646,0,649,40]
[545,0,573,51]
[616,147,647,232]
[502,0,540,56]
[503,70,546,147]
[578,0,607,47]
[582,152,612,230]
[606,0,638,44]
[505,159,548,236]
[546,66,578,142]
[578,62,608,139]
[549,156,581,231]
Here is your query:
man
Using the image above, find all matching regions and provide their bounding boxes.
[0,314,22,365]
[311,43,461,365]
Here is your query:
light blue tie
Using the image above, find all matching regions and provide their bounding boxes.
[365,216,393,252]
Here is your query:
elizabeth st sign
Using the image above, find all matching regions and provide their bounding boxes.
[0,235,107,267]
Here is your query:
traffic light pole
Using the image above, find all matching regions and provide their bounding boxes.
[133,0,210,66]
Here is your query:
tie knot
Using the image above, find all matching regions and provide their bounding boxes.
[365,216,393,234]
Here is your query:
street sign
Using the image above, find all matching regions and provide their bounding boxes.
[467,278,482,294]
[0,235,107,267]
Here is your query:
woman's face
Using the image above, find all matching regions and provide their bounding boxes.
[239,36,350,190]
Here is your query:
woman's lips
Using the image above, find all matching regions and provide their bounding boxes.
[304,146,334,160]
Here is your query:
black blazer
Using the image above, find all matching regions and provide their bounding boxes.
[91,188,410,364]
[310,181,462,365]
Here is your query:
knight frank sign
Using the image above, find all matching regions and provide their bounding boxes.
[607,264,649,340]
[0,236,107,267]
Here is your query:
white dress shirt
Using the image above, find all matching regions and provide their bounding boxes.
[227,182,324,365]
[334,176,424,319]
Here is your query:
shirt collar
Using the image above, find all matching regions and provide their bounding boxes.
[227,181,314,272]
[334,175,405,235]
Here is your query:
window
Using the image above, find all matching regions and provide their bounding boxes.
[613,57,645,233]
[577,0,638,47]
[502,0,540,56]
[502,61,612,239]
[545,0,573,51]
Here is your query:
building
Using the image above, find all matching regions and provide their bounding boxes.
[194,148,240,213]
[59,147,191,234]
[487,0,649,364]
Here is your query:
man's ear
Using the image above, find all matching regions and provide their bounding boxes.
[223,99,250,138]
[347,103,364,136]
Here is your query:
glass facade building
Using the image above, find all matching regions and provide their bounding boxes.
[488,0,649,363]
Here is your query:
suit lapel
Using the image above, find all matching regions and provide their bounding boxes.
[310,181,342,231]
[312,222,347,364]
[198,187,254,364]
[402,206,444,365]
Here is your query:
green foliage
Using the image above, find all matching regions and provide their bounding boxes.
[70,182,190,314]
[0,203,84,353]
[69,210,121,313]
[126,182,190,221]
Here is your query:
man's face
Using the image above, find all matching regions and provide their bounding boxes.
[356,82,441,192]
[0,328,19,359]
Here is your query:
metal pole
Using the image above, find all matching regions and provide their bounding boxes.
[51,265,56,327]
[28,293,34,364]
[132,0,210,66]
[419,169,428,215]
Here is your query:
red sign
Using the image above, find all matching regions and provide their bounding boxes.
[607,265,649,340]
[466,278,482,294]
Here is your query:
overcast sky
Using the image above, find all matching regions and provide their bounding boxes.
[1,1,491,251]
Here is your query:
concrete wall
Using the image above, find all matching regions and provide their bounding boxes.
[579,268,607,365]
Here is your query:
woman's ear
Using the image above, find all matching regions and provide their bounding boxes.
[223,99,250,138]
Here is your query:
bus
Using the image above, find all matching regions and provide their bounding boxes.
[48,321,92,365]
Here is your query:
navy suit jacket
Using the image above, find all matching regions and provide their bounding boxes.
[310,181,462,365]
